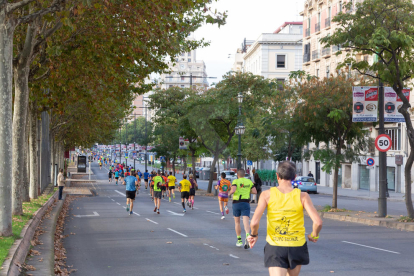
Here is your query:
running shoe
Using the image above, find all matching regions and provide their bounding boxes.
[236,240,243,247]
[126,204,130,212]
[154,207,157,212]
[221,216,225,220]
[244,237,250,249]
[224,206,229,214]
[157,211,160,214]
[183,209,186,213]
[192,207,194,210]
[129,211,132,216]
[169,198,171,202]
[173,194,175,199]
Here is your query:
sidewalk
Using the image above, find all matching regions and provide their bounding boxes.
[316,186,413,202]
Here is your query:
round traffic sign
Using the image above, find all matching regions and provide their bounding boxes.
[375,134,392,152]
[367,158,374,166]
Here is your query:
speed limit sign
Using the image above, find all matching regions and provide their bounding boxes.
[375,134,392,152]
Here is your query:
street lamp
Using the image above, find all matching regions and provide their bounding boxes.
[235,92,244,170]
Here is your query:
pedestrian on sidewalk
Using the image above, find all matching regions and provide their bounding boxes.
[124,171,138,215]
[215,172,230,219]
[58,169,65,200]
[228,169,257,249]
[248,161,323,276]
[308,171,314,177]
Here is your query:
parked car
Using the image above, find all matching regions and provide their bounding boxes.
[292,176,317,194]
[194,167,203,178]
[222,171,237,182]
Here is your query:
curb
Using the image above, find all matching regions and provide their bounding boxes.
[306,211,414,232]
[1,189,59,276]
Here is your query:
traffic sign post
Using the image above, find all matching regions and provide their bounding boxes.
[367,158,375,166]
[375,134,392,152]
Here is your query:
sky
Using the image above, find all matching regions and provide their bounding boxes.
[194,0,303,84]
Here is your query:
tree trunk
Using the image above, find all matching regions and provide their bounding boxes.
[172,156,176,176]
[22,117,30,202]
[191,150,196,176]
[332,146,341,209]
[0,14,16,236]
[404,139,414,218]
[182,156,187,175]
[50,136,55,186]
[29,104,38,199]
[207,154,220,193]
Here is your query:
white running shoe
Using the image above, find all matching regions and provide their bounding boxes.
[221,216,225,220]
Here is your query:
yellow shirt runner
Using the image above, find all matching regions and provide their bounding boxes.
[179,179,191,192]
[168,175,176,187]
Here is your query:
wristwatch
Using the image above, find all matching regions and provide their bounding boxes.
[250,234,258,237]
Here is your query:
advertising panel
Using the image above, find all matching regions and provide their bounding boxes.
[352,87,378,122]
[384,87,410,122]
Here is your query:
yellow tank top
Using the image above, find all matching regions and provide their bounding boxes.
[266,187,306,247]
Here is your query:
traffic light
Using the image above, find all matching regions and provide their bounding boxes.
[222,160,225,164]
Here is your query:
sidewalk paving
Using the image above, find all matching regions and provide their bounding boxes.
[316,185,414,202]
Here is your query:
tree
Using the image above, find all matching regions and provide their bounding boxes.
[321,0,414,217]
[292,74,372,209]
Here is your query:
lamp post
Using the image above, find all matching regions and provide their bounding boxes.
[235,92,245,170]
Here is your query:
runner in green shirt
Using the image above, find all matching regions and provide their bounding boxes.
[152,171,164,214]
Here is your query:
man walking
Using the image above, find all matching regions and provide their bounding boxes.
[124,172,139,215]
[228,169,257,249]
[153,171,163,214]
[248,162,323,276]
[58,169,65,200]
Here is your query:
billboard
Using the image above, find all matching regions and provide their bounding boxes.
[179,137,189,150]
[384,87,410,122]
[352,87,378,122]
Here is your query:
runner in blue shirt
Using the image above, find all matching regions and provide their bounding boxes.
[114,170,119,185]
[123,172,138,215]
[144,170,150,189]
[137,170,143,186]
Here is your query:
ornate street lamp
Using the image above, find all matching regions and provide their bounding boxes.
[235,92,244,170]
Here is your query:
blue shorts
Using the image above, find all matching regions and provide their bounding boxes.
[233,202,250,217]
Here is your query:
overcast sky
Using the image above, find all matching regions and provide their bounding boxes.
[194,0,303,84]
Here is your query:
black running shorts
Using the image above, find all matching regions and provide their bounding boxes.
[161,186,166,191]
[153,191,162,199]
[189,188,195,196]
[181,192,189,199]
[126,191,136,200]
[264,242,309,270]
[168,186,175,190]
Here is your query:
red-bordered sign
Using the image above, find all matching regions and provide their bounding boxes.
[375,134,392,152]
[367,158,375,166]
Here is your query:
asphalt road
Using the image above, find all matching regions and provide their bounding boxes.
[64,162,414,275]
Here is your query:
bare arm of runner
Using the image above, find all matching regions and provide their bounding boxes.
[301,192,323,243]
[228,185,237,197]
[248,190,270,248]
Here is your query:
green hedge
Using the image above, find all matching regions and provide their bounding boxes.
[257,170,277,182]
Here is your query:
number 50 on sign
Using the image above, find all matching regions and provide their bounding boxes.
[375,134,392,152]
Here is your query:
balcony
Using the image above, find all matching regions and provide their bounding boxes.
[305,28,310,37]
[325,17,331,28]
[303,53,311,63]
[322,47,331,57]
[312,50,320,60]
[315,22,320,33]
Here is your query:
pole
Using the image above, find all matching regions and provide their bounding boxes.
[125,119,128,167]
[89,159,91,180]
[190,72,192,89]
[378,73,387,217]
[145,105,148,173]
[237,103,242,170]
[134,114,136,170]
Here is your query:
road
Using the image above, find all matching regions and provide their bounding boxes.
[63,162,414,275]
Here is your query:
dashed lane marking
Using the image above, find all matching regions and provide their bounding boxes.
[206,210,220,215]
[167,228,188,237]
[116,202,121,205]
[229,254,239,259]
[342,241,400,254]
[146,218,158,224]
[114,190,125,196]
[133,212,140,216]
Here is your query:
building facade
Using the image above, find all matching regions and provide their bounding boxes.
[243,22,303,81]
[300,0,413,194]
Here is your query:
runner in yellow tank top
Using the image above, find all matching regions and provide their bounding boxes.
[248,162,323,276]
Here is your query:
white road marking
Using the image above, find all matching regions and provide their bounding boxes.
[251,211,255,214]
[133,212,140,216]
[229,254,239,259]
[193,207,199,209]
[206,210,220,215]
[173,202,181,205]
[342,241,400,254]
[122,206,126,209]
[114,190,125,196]
[146,218,158,224]
[74,212,100,218]
[116,202,121,205]
[111,199,115,201]
[167,210,185,217]
[167,228,188,237]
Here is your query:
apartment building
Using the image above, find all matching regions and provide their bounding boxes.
[300,0,413,194]
[243,22,303,82]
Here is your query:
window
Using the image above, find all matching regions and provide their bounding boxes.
[385,128,401,150]
[276,55,286,68]
[188,59,191,62]
[169,85,173,88]
[175,58,178,62]
[277,79,285,91]
[188,52,191,57]
[326,66,330,78]
[181,85,185,88]
[180,64,185,70]
[181,53,185,56]
[316,69,319,78]
[181,77,185,82]
[339,1,342,12]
